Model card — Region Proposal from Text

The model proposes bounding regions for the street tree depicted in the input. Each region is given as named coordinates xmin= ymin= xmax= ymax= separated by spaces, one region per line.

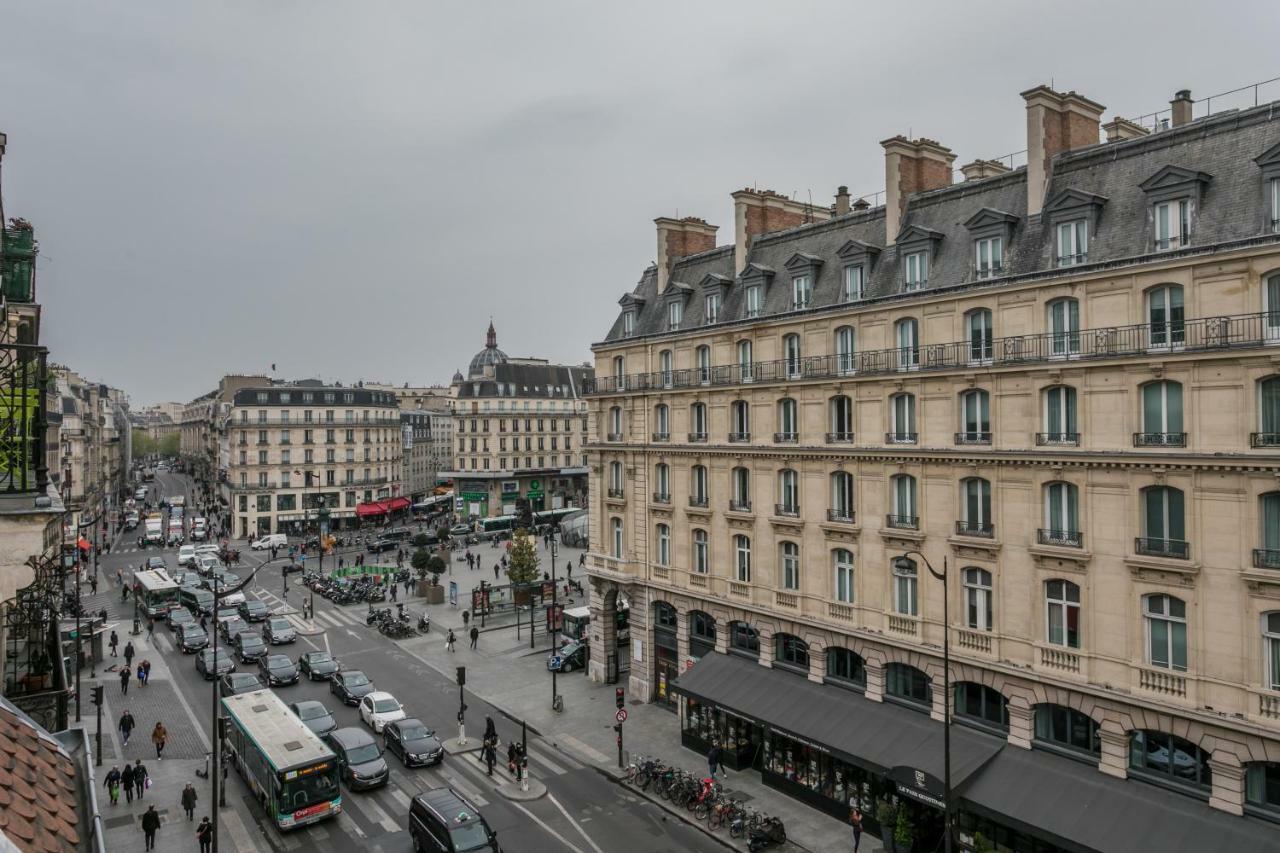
xmin=505 ymin=528 xmax=539 ymax=585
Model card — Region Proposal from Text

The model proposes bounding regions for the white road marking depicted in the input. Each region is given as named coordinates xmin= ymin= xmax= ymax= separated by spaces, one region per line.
xmin=221 ymin=806 xmax=257 ymax=851
xmin=345 ymin=628 xmax=361 ymax=640
xmin=348 ymin=788 xmax=399 ymax=833
xmin=527 ymin=742 xmax=570 ymax=776
xmin=548 ymin=791 xmax=605 ymax=853
xmin=509 ymin=801 xmax=584 ymax=853
xmin=554 ymin=733 xmax=611 ymax=765
xmin=386 ymin=785 xmax=412 ymax=811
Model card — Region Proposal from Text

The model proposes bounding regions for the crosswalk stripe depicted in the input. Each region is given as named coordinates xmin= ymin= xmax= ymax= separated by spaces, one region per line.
xmin=314 ymin=611 xmax=343 ymax=628
xmin=526 ymin=746 xmax=569 ymax=777
xmin=346 ymin=787 xmax=399 ymax=833
xmin=385 ymin=785 xmax=413 ymax=812
xmin=530 ymin=738 xmax=581 ymax=770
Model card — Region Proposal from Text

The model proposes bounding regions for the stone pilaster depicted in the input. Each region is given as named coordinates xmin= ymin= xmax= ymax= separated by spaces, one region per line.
xmin=1097 ymin=726 xmax=1129 ymax=780
xmin=1006 ymin=702 xmax=1033 ymax=749
xmin=1208 ymin=753 xmax=1246 ymax=816
xmin=864 ymin=661 xmax=884 ymax=702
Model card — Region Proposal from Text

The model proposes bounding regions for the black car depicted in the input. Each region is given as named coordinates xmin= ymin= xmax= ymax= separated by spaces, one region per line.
xmin=289 ymin=700 xmax=337 ymax=737
xmin=546 ymin=639 xmax=587 ymax=673
xmin=220 ymin=616 xmax=250 ymax=642
xmin=258 ymin=654 xmax=299 ymax=686
xmin=409 ymin=788 xmax=499 ymax=852
xmin=195 ymin=647 xmax=235 ymax=680
xmin=146 ymin=556 xmax=167 ymax=570
xmin=329 ymin=670 xmax=375 ymax=706
xmin=383 ymin=718 xmax=444 ymax=768
xmin=299 ymin=651 xmax=339 ymax=681
xmin=177 ymin=623 xmax=210 ymax=654
xmin=324 ymin=727 xmax=389 ymax=791
xmin=219 ymin=672 xmax=265 ymax=696
xmin=234 ymin=631 xmax=267 ymax=663
xmin=166 ymin=608 xmax=196 ymax=632
xmin=239 ymin=599 xmax=270 ymax=622
xmin=264 ymin=616 xmax=296 ymax=645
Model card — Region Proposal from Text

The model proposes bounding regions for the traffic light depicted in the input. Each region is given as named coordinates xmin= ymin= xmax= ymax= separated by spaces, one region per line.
xmin=456 ymin=666 xmax=467 ymax=687
xmin=615 ymin=687 xmax=625 ymax=710
xmin=90 ymin=685 xmax=104 ymax=706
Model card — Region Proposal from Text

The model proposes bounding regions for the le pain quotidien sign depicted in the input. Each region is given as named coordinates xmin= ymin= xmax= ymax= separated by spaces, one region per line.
xmin=886 ymin=765 xmax=947 ymax=811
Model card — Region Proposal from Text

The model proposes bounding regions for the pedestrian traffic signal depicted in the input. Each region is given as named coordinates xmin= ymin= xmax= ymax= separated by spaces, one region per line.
xmin=456 ymin=666 xmax=466 ymax=687
xmin=615 ymin=687 xmax=625 ymax=710
xmin=91 ymin=685 xmax=104 ymax=706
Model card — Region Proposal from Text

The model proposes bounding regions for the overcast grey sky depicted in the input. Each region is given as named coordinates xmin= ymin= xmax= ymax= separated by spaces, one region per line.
xmin=2 ymin=1 xmax=1276 ymax=406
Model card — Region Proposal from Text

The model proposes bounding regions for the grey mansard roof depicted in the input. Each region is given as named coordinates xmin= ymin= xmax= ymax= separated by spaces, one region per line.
xmin=601 ymin=101 xmax=1280 ymax=345
xmin=453 ymin=360 xmax=594 ymax=400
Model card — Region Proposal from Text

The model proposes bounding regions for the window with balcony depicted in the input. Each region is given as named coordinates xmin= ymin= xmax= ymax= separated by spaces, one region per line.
xmin=1258 ymin=493 xmax=1280 ymax=569
xmin=775 ymin=633 xmax=809 ymax=671
xmin=1042 ymin=481 xmax=1081 ymax=547
xmin=1264 ymin=612 xmax=1280 ymax=691
xmin=690 ymin=402 xmax=708 ymax=441
xmin=1045 ymin=579 xmax=1081 ymax=649
xmin=1255 ymin=376 xmax=1280 ymax=446
xmin=1246 ymin=761 xmax=1280 ymax=815
xmin=904 ymin=251 xmax=928 ymax=290
xmin=690 ymin=465 xmax=708 ymax=507
xmin=745 ymin=284 xmax=761 ymax=318
xmin=791 ymin=275 xmax=811 ymax=310
xmin=731 ymin=466 xmax=751 ymax=512
xmin=959 ymin=477 xmax=992 ymax=537
xmin=655 ymin=524 xmax=670 ymax=566
xmin=610 ymin=517 xmax=623 ymax=559
xmin=653 ymin=463 xmax=670 ymax=503
xmin=692 ymin=529 xmax=708 ymax=574
xmin=967 ymin=309 xmax=994 ymax=364
xmin=776 ymin=469 xmax=799 ymax=517
xmin=963 ymin=568 xmax=994 ymax=631
xmin=1144 ymin=593 xmax=1188 ymax=671
xmin=1147 ymin=284 xmax=1185 ymax=350
xmin=780 ymin=542 xmax=800 ymax=591
xmin=895 ymin=318 xmax=919 ymax=371
xmin=828 ymin=395 xmax=854 ymax=442
xmin=608 ymin=461 xmax=624 ymax=497
xmin=892 ymin=554 xmax=918 ymax=616
xmin=667 ymin=300 xmax=682 ymax=331
xmin=1154 ymin=199 xmax=1190 ymax=251
xmin=958 ymin=389 xmax=991 ymax=444
xmin=783 ymin=333 xmax=802 ymax=379
xmin=955 ymin=683 xmax=1007 ymax=731
xmin=1047 ymin=297 xmax=1081 ymax=357
xmin=653 ymin=404 xmax=669 ymax=441
xmin=834 ymin=326 xmax=856 ymax=375
xmin=885 ymin=663 xmax=930 ymax=707
xmin=1056 ymin=219 xmax=1088 ymax=267
xmin=1137 ymin=380 xmax=1184 ymax=446
xmin=734 ymin=535 xmax=751 ymax=582
xmin=889 ymin=474 xmax=918 ymax=531
xmin=730 ymin=400 xmax=750 ymax=442
xmin=1129 ymin=730 xmax=1209 ymax=790
xmin=1140 ymin=486 xmax=1187 ymax=559
xmin=1041 ymin=385 xmax=1079 ymax=445
xmin=889 ymin=393 xmax=916 ymax=444
xmin=974 ymin=236 xmax=1003 ymax=279
xmin=829 ymin=471 xmax=855 ymax=523
xmin=775 ymin=398 xmax=798 ymax=442
xmin=842 ymin=264 xmax=864 ymax=302
xmin=696 ymin=345 xmax=711 ymax=384
xmin=704 ymin=293 xmax=720 ymax=324
xmin=608 ymin=406 xmax=623 ymax=441
xmin=1033 ymin=704 xmax=1099 ymax=756
xmin=658 ymin=350 xmax=673 ymax=388
xmin=737 ymin=340 xmax=754 ymax=382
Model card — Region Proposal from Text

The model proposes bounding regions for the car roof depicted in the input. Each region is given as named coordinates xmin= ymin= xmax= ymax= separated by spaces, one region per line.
xmin=338 ymin=669 xmax=365 ymax=678
xmin=328 ymin=726 xmax=375 ymax=748
xmin=413 ymin=788 xmax=481 ymax=822
xmin=365 ymin=691 xmax=396 ymax=702
xmin=292 ymin=700 xmax=325 ymax=712
xmin=265 ymin=654 xmax=291 ymax=663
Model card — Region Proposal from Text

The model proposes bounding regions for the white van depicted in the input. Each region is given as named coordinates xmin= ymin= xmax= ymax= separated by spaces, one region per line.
xmin=251 ymin=533 xmax=287 ymax=551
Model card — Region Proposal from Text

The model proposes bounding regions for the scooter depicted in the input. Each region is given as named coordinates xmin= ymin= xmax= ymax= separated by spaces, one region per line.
xmin=747 ymin=816 xmax=786 ymax=852
xmin=417 ymin=612 xmax=430 ymax=633
xmin=366 ymin=606 xmax=392 ymax=626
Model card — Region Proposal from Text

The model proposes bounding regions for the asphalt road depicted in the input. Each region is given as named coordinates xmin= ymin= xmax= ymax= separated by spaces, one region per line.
xmin=98 ymin=471 xmax=721 ymax=853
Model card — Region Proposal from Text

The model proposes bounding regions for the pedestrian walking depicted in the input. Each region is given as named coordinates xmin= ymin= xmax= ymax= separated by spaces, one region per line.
xmin=104 ymin=766 xmax=121 ymax=805
xmin=90 ymin=573 xmax=98 ymax=595
xmin=146 ymin=617 xmax=155 ymax=640
xmin=445 ymin=629 xmax=456 ymax=652
xmin=566 ymin=561 xmax=572 ymax=581
xmin=197 ymin=817 xmax=213 ymax=853
xmin=121 ymin=763 xmax=136 ymax=803
xmin=391 ymin=583 xmax=398 ymax=602
xmin=138 ymin=660 xmax=151 ymax=687
xmin=850 ymin=806 xmax=864 ymax=852
xmin=116 ymin=568 xmax=124 ymax=587
xmin=707 ymin=742 xmax=724 ymax=779
xmin=462 ymin=609 xmax=470 ymax=628
xmin=469 ymin=626 xmax=479 ymax=649
xmin=119 ymin=665 xmax=132 ymax=695
xmin=506 ymin=741 xmax=517 ymax=776
xmin=141 ymin=804 xmax=160 ymax=851
xmin=123 ymin=641 xmax=135 ymax=667
xmin=109 ymin=630 xmax=119 ymax=657
xmin=578 ymin=553 xmax=585 ymax=568
xmin=482 ymin=740 xmax=496 ymax=776
xmin=133 ymin=760 xmax=149 ymax=799
xmin=152 ymin=722 xmax=168 ymax=759
xmin=493 ymin=563 xmax=499 ymax=580
xmin=338 ymin=556 xmax=344 ymax=570
xmin=181 ymin=783 xmax=198 ymax=820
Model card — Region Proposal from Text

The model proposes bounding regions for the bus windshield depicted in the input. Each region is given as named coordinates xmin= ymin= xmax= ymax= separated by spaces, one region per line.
xmin=279 ymin=764 xmax=338 ymax=811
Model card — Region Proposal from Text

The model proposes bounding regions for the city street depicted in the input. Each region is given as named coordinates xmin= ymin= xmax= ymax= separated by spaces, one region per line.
xmin=82 ymin=471 xmax=727 ymax=853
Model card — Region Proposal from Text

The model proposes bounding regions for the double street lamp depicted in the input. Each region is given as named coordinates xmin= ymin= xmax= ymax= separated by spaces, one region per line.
xmin=295 ymin=470 xmax=329 ymax=618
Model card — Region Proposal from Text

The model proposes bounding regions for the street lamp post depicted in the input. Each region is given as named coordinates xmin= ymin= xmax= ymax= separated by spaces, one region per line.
xmin=893 ymin=551 xmax=951 ymax=853
xmin=550 ymin=535 xmax=559 ymax=711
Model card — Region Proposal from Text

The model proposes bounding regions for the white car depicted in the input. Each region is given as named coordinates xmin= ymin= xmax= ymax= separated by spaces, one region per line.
xmin=197 ymin=555 xmax=224 ymax=576
xmin=358 ymin=692 xmax=406 ymax=733
xmin=178 ymin=545 xmax=197 ymax=567
xmin=195 ymin=544 xmax=220 ymax=556
xmin=251 ymin=533 xmax=287 ymax=550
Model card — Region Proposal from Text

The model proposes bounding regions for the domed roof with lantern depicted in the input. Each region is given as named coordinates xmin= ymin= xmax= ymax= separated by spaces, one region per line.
xmin=467 ymin=321 xmax=509 ymax=379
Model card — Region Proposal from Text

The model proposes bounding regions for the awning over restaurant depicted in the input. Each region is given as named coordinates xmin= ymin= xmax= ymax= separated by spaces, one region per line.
xmin=384 ymin=496 xmax=411 ymax=512
xmin=962 ymin=742 xmax=1280 ymax=853
xmin=76 ymin=537 xmax=91 ymax=552
xmin=355 ymin=501 xmax=388 ymax=517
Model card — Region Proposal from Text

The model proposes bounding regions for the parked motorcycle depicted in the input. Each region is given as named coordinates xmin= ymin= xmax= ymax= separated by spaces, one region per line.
xmin=747 ymin=817 xmax=786 ymax=852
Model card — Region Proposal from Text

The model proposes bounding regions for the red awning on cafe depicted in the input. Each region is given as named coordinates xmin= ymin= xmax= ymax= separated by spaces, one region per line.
xmin=384 ymin=496 xmax=411 ymax=512
xmin=77 ymin=537 xmax=91 ymax=552
xmin=355 ymin=501 xmax=389 ymax=518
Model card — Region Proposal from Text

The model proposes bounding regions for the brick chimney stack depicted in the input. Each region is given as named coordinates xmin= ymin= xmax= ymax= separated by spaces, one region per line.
xmin=655 ymin=216 xmax=718 ymax=293
xmin=959 ymin=159 xmax=1011 ymax=182
xmin=1171 ymin=90 xmax=1193 ymax=127
xmin=732 ymin=188 xmax=831 ymax=275
xmin=1022 ymin=85 xmax=1105 ymax=217
xmin=835 ymin=186 xmax=851 ymax=215
xmin=881 ymin=136 xmax=955 ymax=245
xmin=1103 ymin=116 xmax=1150 ymax=142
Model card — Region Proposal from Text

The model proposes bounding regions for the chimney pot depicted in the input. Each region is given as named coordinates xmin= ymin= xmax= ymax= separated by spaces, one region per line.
xmin=852 ymin=198 xmax=871 ymax=211
xmin=881 ymin=137 xmax=956 ymax=245
xmin=835 ymin=186 xmax=851 ymax=215
xmin=1102 ymin=116 xmax=1150 ymax=142
xmin=959 ymin=159 xmax=1011 ymax=182
xmin=1171 ymin=89 xmax=1193 ymax=127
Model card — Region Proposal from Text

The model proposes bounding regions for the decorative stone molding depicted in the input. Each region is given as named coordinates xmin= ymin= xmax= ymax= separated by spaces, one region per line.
xmin=1208 ymin=753 xmax=1245 ymax=816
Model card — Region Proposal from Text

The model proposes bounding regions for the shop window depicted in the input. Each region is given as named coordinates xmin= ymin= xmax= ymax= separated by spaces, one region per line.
xmin=1033 ymin=704 xmax=1099 ymax=757
xmin=1245 ymin=762 xmax=1280 ymax=815
xmin=763 ymin=729 xmax=888 ymax=822
xmin=954 ymin=682 xmax=1008 ymax=732
xmin=774 ymin=634 xmax=809 ymax=672
xmin=729 ymin=621 xmax=759 ymax=658
xmin=825 ymin=647 xmax=866 ymax=690
xmin=885 ymin=662 xmax=931 ymax=708
xmin=1129 ymin=730 xmax=1211 ymax=790
xmin=683 ymin=699 xmax=760 ymax=772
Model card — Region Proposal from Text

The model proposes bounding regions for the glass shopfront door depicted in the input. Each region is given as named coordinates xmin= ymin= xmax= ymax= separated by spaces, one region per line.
xmin=681 ymin=698 xmax=762 ymax=770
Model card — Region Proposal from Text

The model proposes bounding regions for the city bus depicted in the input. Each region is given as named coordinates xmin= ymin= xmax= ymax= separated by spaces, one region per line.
xmin=132 ymin=569 xmax=180 ymax=618
xmin=562 ymin=602 xmax=630 ymax=645
xmin=532 ymin=507 xmax=578 ymax=528
xmin=222 ymin=689 xmax=341 ymax=830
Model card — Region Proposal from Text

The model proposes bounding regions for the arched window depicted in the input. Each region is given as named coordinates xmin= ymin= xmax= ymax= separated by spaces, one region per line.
xmin=832 ymin=548 xmax=855 ymax=603
xmin=829 ymin=395 xmax=854 ymax=441
xmin=783 ymin=333 xmax=802 ymax=378
xmin=659 ymin=349 xmax=674 ymax=387
xmin=653 ymin=463 xmax=669 ymax=501
xmin=963 ymin=567 xmax=993 ymax=631
xmin=895 ymin=318 xmax=919 ymax=371
xmin=1045 ymin=579 xmax=1081 ymax=649
xmin=1129 ymin=730 xmax=1210 ymax=789
xmin=696 ymin=345 xmax=712 ymax=385
xmin=955 ymin=682 xmax=1008 ymax=730
xmin=889 ymin=393 xmax=917 ymax=443
xmin=691 ymin=529 xmax=709 ymax=574
xmin=737 ymin=340 xmax=754 ymax=382
xmin=1033 ymin=704 xmax=1099 ymax=755
xmin=835 ymin=326 xmax=856 ymax=375
xmin=729 ymin=621 xmax=759 ymax=657
xmin=654 ymin=523 xmax=670 ymax=566
xmin=1042 ymin=481 xmax=1080 ymax=546
xmin=689 ymin=402 xmax=708 ymax=440
xmin=689 ymin=611 xmax=716 ymax=659
xmin=653 ymin=404 xmax=669 ymax=440
xmin=610 ymin=517 xmax=623 ymax=559
xmin=1263 ymin=612 xmax=1280 ymax=691
xmin=653 ymin=601 xmax=678 ymax=630
xmin=774 ymin=634 xmax=809 ymax=670
xmin=892 ymin=554 xmax=918 ymax=615
xmin=779 ymin=541 xmax=800 ymax=590
xmin=607 ymin=406 xmax=623 ymax=440
xmin=959 ymin=477 xmax=992 ymax=537
xmin=1147 ymin=284 xmax=1185 ymax=350
xmin=777 ymin=469 xmax=799 ymax=516
xmin=1246 ymin=761 xmax=1280 ymax=812
xmin=776 ymin=398 xmax=798 ymax=442
xmin=1144 ymin=593 xmax=1188 ymax=671
xmin=830 ymin=472 xmax=855 ymax=523
xmin=608 ymin=461 xmax=624 ymax=495
xmin=885 ymin=663 xmax=931 ymax=707
xmin=734 ymin=534 xmax=751 ymax=582
xmin=1138 ymin=380 xmax=1185 ymax=446
xmin=1256 ymin=376 xmax=1280 ymax=446
xmin=826 ymin=647 xmax=866 ymax=688
xmin=730 ymin=400 xmax=750 ymax=441
xmin=1139 ymin=486 xmax=1188 ymax=559
xmin=689 ymin=465 xmax=708 ymax=506
xmin=966 ymin=309 xmax=994 ymax=364
xmin=889 ymin=474 xmax=918 ymax=531
xmin=1048 ymin=297 xmax=1081 ymax=357
xmin=1041 ymin=385 xmax=1078 ymax=445
xmin=730 ymin=466 xmax=751 ymax=510
xmin=958 ymin=389 xmax=990 ymax=443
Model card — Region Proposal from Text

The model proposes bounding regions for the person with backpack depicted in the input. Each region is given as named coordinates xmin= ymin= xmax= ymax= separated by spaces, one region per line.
xmin=119 ymin=665 xmax=132 ymax=695
xmin=119 ymin=709 xmax=136 ymax=746
xmin=121 ymin=762 xmax=137 ymax=804
xmin=104 ymin=766 xmax=121 ymax=805
xmin=132 ymin=760 xmax=149 ymax=799
xmin=196 ymin=817 xmax=213 ymax=853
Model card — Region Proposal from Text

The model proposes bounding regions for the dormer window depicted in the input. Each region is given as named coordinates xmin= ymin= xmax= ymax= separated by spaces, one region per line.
xmin=904 ymin=252 xmax=928 ymax=290
xmin=791 ymin=275 xmax=811 ymax=310
xmin=1271 ymin=177 xmax=1280 ymax=233
xmin=667 ymin=300 xmax=682 ymax=331
xmin=1056 ymin=220 xmax=1088 ymax=267
xmin=622 ymin=311 xmax=635 ymax=336
xmin=1254 ymin=143 xmax=1280 ymax=233
xmin=842 ymin=265 xmax=865 ymax=301
xmin=963 ymin=208 xmax=1016 ymax=283
xmin=704 ymin=293 xmax=720 ymax=324
xmin=1154 ymin=199 xmax=1189 ymax=251
xmin=836 ymin=239 xmax=880 ymax=300
xmin=974 ymin=236 xmax=1003 ymax=279
xmin=745 ymin=285 xmax=761 ymax=318
xmin=1140 ymin=165 xmax=1211 ymax=253
xmin=783 ymin=253 xmax=821 ymax=312
xmin=699 ymin=273 xmax=730 ymax=326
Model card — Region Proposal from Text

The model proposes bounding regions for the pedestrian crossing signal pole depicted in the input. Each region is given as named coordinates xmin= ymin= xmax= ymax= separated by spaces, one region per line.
xmin=615 ymin=687 xmax=625 ymax=769
xmin=456 ymin=666 xmax=467 ymax=745
xmin=91 ymin=686 xmax=104 ymax=767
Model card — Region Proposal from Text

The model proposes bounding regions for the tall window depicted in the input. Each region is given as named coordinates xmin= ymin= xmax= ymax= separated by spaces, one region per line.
xmin=955 ymin=683 xmax=1008 ymax=730
xmin=734 ymin=535 xmax=751 ymax=582
xmin=775 ymin=634 xmax=809 ymax=670
xmin=737 ymin=340 xmax=754 ymax=382
xmin=835 ymin=326 xmax=856 ymax=374
xmin=960 ymin=477 xmax=992 ymax=536
xmin=1154 ymin=199 xmax=1190 ymax=250
xmin=696 ymin=345 xmax=711 ymax=384
xmin=791 ymin=275 xmax=811 ymax=310
xmin=1147 ymin=284 xmax=1185 ymax=349
xmin=895 ymin=318 xmax=919 ymax=371
xmin=1130 ymin=730 xmax=1210 ymax=789
xmin=893 ymin=557 xmax=918 ymax=616
xmin=772 ymin=399 xmax=797 ymax=443
xmin=830 ymin=471 xmax=855 ymax=521
xmin=659 ymin=350 xmax=673 ymax=387
xmin=963 ymin=568 xmax=993 ymax=631
xmin=1045 ymin=579 xmax=1080 ymax=648
xmin=885 ymin=663 xmax=930 ymax=706
xmin=704 ymin=294 xmax=720 ymax=324
xmin=890 ymin=474 xmax=917 ymax=529
xmin=692 ymin=529 xmax=709 ymax=574
xmin=608 ymin=406 xmax=622 ymax=439
xmin=843 ymin=265 xmax=864 ymax=301
xmin=1034 ymin=705 xmax=1099 ymax=755
xmin=1043 ymin=481 xmax=1080 ymax=546
xmin=1267 ymin=273 xmax=1280 ymax=342
xmin=612 ymin=356 xmax=625 ymax=390
xmin=745 ymin=285 xmax=761 ymax=318
xmin=975 ymin=236 xmax=1003 ymax=279
xmin=731 ymin=466 xmax=751 ymax=508
xmin=1141 ymin=486 xmax=1187 ymax=558
xmin=690 ymin=465 xmax=708 ymax=505
xmin=654 ymin=404 xmax=669 ymax=438
xmin=1042 ymin=386 xmax=1078 ymax=443
xmin=667 ymin=301 xmax=682 ymax=331
xmin=783 ymin=334 xmax=802 ymax=378
xmin=889 ymin=393 xmax=916 ymax=443
xmin=833 ymin=549 xmax=855 ymax=603
xmin=1257 ymin=377 xmax=1280 ymax=444
xmin=777 ymin=469 xmax=799 ymax=514
xmin=690 ymin=402 xmax=708 ymax=438
xmin=1056 ymin=220 xmax=1088 ymax=267
xmin=1048 ymin=297 xmax=1081 ymax=357
xmin=904 ymin=251 xmax=928 ymax=290
xmin=1264 ymin=612 xmax=1280 ymax=691
xmin=780 ymin=542 xmax=800 ymax=590
xmin=610 ymin=517 xmax=623 ymax=559
xmin=608 ymin=461 xmax=624 ymax=493
xmin=967 ymin=309 xmax=994 ymax=363
xmin=655 ymin=524 xmax=670 ymax=566
xmin=829 ymin=395 xmax=854 ymax=441
xmin=959 ymin=389 xmax=990 ymax=442
xmin=1139 ymin=381 xmax=1184 ymax=443
xmin=730 ymin=400 xmax=750 ymax=439
xmin=653 ymin=463 xmax=670 ymax=500
xmin=622 ymin=311 xmax=634 ymax=337
xmin=1144 ymin=594 xmax=1188 ymax=671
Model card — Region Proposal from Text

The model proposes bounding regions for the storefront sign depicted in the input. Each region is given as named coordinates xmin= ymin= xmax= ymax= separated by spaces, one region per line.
xmin=767 ymin=726 xmax=831 ymax=755
xmin=887 ymin=765 xmax=946 ymax=810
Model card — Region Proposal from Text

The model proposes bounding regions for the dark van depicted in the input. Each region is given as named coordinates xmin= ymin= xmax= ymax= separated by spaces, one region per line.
xmin=409 ymin=788 xmax=500 ymax=852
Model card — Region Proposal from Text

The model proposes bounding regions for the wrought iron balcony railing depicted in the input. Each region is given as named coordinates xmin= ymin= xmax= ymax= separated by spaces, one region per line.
xmin=729 ymin=500 xmax=752 ymax=513
xmin=688 ymin=496 xmax=709 ymax=508
xmin=1038 ymin=528 xmax=1083 ymax=548
xmin=955 ymin=520 xmax=995 ymax=538
xmin=652 ymin=492 xmax=670 ymax=504
xmin=0 ymin=343 xmax=48 ymax=494
xmin=1251 ymin=432 xmax=1280 ymax=448
xmin=826 ymin=509 xmax=856 ymax=524
xmin=1133 ymin=432 xmax=1187 ymax=447
xmin=728 ymin=432 xmax=751 ymax=443
xmin=687 ymin=432 xmax=708 ymax=443
xmin=774 ymin=503 xmax=800 ymax=518
xmin=886 ymin=514 xmax=920 ymax=530
xmin=886 ymin=432 xmax=918 ymax=444
xmin=1253 ymin=548 xmax=1280 ymax=569
xmin=954 ymin=431 xmax=992 ymax=445
xmin=773 ymin=432 xmax=798 ymax=444
xmin=825 ymin=432 xmax=855 ymax=443
xmin=1036 ymin=432 xmax=1080 ymax=446
xmin=1135 ymin=537 xmax=1190 ymax=559
xmin=651 ymin=432 xmax=669 ymax=442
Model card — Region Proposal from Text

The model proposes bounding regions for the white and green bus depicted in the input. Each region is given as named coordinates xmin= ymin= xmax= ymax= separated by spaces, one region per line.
xmin=222 ymin=689 xmax=341 ymax=830
xmin=131 ymin=569 xmax=179 ymax=618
